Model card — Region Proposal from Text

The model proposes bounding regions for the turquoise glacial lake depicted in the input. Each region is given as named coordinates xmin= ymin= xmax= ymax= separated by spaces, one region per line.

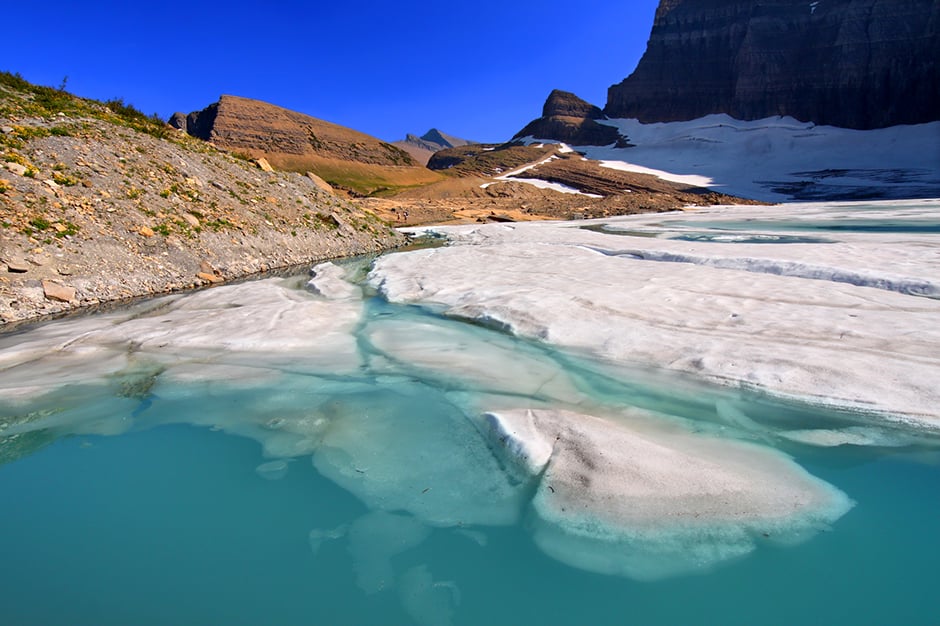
xmin=1 ymin=268 xmax=938 ymax=625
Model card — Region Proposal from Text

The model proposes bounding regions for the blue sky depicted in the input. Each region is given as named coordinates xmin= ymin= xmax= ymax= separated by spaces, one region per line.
xmin=4 ymin=1 xmax=659 ymax=143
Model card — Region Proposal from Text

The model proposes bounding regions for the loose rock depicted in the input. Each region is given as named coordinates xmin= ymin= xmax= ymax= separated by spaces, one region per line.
xmin=42 ymin=280 xmax=77 ymax=303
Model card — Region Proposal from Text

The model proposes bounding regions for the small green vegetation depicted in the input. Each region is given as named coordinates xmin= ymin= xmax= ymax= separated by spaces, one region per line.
xmin=52 ymin=172 xmax=79 ymax=186
xmin=314 ymin=212 xmax=340 ymax=229
xmin=25 ymin=216 xmax=51 ymax=233
xmin=0 ymin=71 xmax=170 ymax=141
xmin=56 ymin=221 xmax=80 ymax=237
xmin=3 ymin=152 xmax=29 ymax=166
xmin=153 ymin=223 xmax=171 ymax=236
xmin=206 ymin=217 xmax=234 ymax=232
xmin=11 ymin=125 xmax=51 ymax=141
xmin=0 ymin=180 xmax=10 ymax=194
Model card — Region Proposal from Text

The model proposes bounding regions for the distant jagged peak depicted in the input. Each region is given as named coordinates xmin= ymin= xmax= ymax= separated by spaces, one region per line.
xmin=392 ymin=128 xmax=476 ymax=166
xmin=419 ymin=128 xmax=473 ymax=149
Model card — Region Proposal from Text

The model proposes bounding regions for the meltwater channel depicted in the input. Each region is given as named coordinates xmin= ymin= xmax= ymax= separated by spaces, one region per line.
xmin=1 ymin=254 xmax=939 ymax=625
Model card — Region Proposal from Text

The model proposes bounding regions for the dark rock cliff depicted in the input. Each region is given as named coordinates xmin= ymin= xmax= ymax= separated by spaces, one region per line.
xmin=606 ymin=0 xmax=940 ymax=129
xmin=513 ymin=90 xmax=626 ymax=146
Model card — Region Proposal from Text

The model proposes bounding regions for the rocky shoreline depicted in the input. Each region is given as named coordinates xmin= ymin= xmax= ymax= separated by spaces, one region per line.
xmin=1 ymin=95 xmax=405 ymax=327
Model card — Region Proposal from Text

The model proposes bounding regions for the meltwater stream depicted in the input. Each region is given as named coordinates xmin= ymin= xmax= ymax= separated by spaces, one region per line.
xmin=1 ymin=253 xmax=939 ymax=624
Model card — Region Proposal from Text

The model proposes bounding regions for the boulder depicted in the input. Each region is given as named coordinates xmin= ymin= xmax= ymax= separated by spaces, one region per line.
xmin=5 ymin=258 xmax=29 ymax=273
xmin=306 ymin=171 xmax=335 ymax=194
xmin=6 ymin=163 xmax=27 ymax=177
xmin=42 ymin=280 xmax=76 ymax=303
xmin=167 ymin=112 xmax=188 ymax=132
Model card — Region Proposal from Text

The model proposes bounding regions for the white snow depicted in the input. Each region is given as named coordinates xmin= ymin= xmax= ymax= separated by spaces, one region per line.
xmin=498 ymin=177 xmax=603 ymax=197
xmin=487 ymin=407 xmax=851 ymax=580
xmin=370 ymin=199 xmax=940 ymax=429
xmin=479 ymin=146 xmax=601 ymax=197
xmin=0 ymin=277 xmax=366 ymax=403
xmin=527 ymin=114 xmax=940 ymax=201
xmin=597 ymin=160 xmax=714 ymax=188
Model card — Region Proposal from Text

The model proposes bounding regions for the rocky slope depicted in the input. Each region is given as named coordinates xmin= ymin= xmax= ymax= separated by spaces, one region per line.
xmin=392 ymin=128 xmax=475 ymax=166
xmin=0 ymin=75 xmax=404 ymax=325
xmin=374 ymin=143 xmax=755 ymax=225
xmin=171 ymin=95 xmax=441 ymax=196
xmin=513 ymin=90 xmax=625 ymax=146
xmin=606 ymin=0 xmax=940 ymax=129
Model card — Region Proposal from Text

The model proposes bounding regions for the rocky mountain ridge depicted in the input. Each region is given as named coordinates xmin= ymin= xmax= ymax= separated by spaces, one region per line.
xmin=392 ymin=128 xmax=475 ymax=166
xmin=606 ymin=0 xmax=940 ymax=129
xmin=170 ymin=96 xmax=440 ymax=196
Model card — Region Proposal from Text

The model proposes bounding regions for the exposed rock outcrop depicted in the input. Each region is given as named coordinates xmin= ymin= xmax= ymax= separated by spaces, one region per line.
xmin=513 ymin=90 xmax=625 ymax=146
xmin=606 ymin=0 xmax=940 ymax=129
xmin=171 ymin=95 xmax=416 ymax=166
xmin=168 ymin=96 xmax=442 ymax=196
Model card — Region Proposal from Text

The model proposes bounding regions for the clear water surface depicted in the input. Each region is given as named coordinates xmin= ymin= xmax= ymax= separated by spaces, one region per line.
xmin=1 ymin=259 xmax=939 ymax=626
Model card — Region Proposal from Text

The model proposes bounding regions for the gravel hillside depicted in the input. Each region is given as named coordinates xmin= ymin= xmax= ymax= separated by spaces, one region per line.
xmin=0 ymin=74 xmax=405 ymax=325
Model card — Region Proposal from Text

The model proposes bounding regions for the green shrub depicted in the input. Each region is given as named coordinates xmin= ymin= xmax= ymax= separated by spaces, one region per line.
xmin=52 ymin=172 xmax=79 ymax=186
xmin=28 ymin=216 xmax=51 ymax=231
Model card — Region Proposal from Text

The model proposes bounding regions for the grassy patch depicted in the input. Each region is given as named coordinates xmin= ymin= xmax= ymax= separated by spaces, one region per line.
xmin=52 ymin=172 xmax=79 ymax=186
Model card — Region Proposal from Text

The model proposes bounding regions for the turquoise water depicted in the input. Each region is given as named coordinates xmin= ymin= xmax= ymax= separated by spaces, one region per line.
xmin=2 ymin=424 xmax=938 ymax=625
xmin=579 ymin=224 xmax=836 ymax=244
xmin=1 ymin=271 xmax=939 ymax=625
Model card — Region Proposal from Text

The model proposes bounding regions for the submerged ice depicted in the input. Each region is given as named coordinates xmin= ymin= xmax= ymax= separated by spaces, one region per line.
xmin=4 ymin=202 xmax=937 ymax=583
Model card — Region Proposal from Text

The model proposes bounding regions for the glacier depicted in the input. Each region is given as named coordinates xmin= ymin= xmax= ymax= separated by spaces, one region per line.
xmin=520 ymin=114 xmax=940 ymax=201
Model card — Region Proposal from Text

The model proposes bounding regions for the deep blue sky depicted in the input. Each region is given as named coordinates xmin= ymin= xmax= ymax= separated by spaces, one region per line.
xmin=4 ymin=1 xmax=659 ymax=143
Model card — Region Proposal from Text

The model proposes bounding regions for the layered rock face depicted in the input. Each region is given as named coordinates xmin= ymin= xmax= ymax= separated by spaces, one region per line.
xmin=514 ymin=90 xmax=625 ymax=146
xmin=606 ymin=0 xmax=940 ymax=129
xmin=170 ymin=95 xmax=417 ymax=167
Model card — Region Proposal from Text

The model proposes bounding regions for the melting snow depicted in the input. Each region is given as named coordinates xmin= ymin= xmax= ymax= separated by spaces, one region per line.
xmin=371 ymin=199 xmax=940 ymax=428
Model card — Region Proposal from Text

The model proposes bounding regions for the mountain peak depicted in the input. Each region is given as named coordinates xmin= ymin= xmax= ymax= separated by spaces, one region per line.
xmin=513 ymin=90 xmax=625 ymax=147
xmin=393 ymin=129 xmax=476 ymax=166
xmin=543 ymin=90 xmax=604 ymax=120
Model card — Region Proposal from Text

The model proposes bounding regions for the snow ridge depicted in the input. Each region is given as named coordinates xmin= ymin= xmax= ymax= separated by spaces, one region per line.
xmin=585 ymin=246 xmax=940 ymax=299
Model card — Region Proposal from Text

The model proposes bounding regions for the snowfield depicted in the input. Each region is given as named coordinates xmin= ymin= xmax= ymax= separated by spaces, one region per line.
xmin=376 ymin=199 xmax=940 ymax=430
xmin=521 ymin=114 xmax=940 ymax=201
